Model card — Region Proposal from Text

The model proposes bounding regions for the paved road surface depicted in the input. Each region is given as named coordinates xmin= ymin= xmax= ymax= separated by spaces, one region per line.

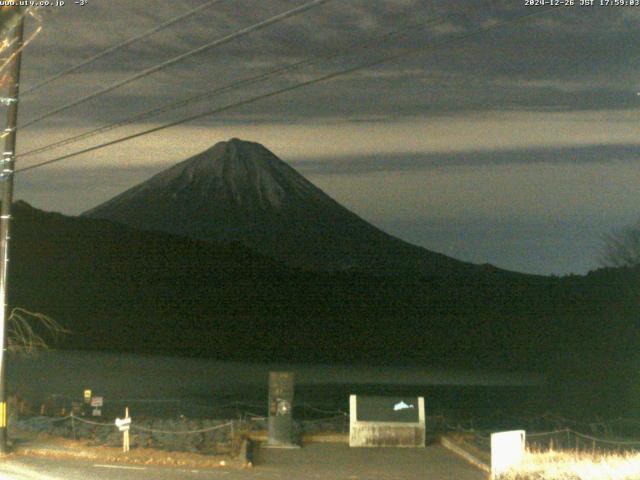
xmin=0 ymin=444 xmax=486 ymax=479
xmin=252 ymin=443 xmax=486 ymax=480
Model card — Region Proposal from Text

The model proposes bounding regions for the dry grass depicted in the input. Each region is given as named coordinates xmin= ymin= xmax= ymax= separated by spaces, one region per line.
xmin=499 ymin=449 xmax=640 ymax=480
xmin=12 ymin=433 xmax=238 ymax=469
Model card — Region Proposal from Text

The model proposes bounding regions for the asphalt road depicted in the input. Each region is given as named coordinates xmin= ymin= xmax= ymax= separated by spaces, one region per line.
xmin=0 ymin=457 xmax=215 ymax=479
xmin=0 ymin=444 xmax=486 ymax=479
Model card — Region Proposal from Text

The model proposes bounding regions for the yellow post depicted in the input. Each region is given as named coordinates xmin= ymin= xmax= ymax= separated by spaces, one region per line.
xmin=123 ymin=407 xmax=130 ymax=453
xmin=0 ymin=401 xmax=6 ymax=429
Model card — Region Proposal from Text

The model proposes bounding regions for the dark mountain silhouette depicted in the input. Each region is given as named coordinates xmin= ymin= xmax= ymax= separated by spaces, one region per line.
xmin=83 ymin=138 xmax=484 ymax=275
xmin=7 ymin=201 xmax=640 ymax=415
xmin=9 ymin=200 xmax=547 ymax=366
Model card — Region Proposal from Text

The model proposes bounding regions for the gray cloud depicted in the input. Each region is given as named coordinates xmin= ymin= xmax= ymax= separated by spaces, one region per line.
xmin=291 ymin=144 xmax=640 ymax=176
xmin=18 ymin=0 xmax=640 ymax=128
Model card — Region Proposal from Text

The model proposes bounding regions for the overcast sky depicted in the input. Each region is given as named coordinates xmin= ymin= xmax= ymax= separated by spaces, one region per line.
xmin=9 ymin=0 xmax=640 ymax=275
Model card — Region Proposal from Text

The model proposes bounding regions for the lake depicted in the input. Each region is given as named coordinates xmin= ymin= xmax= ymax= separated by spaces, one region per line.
xmin=6 ymin=350 xmax=545 ymax=419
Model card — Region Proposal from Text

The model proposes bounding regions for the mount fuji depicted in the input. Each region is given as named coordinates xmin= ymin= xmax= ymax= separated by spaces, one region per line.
xmin=83 ymin=138 xmax=485 ymax=275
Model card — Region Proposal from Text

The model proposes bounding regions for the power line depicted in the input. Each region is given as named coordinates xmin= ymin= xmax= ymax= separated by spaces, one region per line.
xmin=21 ymin=0 xmax=226 ymax=97
xmin=17 ymin=14 xmax=451 ymax=160
xmin=18 ymin=0 xmax=333 ymax=130
xmin=16 ymin=5 xmax=555 ymax=174
xmin=17 ymin=0 xmax=505 ymax=158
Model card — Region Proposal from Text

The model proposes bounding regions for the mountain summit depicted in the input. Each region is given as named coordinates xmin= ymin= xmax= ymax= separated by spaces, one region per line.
xmin=83 ymin=138 xmax=478 ymax=275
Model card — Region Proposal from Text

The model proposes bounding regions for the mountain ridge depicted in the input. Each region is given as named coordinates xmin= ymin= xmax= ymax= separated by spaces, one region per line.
xmin=83 ymin=138 xmax=495 ymax=276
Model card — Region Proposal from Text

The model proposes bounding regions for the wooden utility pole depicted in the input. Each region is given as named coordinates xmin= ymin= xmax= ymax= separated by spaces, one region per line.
xmin=0 ymin=7 xmax=24 ymax=453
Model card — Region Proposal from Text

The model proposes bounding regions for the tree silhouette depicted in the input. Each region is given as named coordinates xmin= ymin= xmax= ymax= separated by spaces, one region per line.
xmin=600 ymin=221 xmax=640 ymax=268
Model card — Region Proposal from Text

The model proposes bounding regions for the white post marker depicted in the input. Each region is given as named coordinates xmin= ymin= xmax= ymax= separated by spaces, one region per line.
xmin=491 ymin=430 xmax=526 ymax=478
xmin=115 ymin=407 xmax=131 ymax=453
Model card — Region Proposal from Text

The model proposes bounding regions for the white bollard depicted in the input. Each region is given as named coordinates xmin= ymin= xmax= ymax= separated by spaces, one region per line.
xmin=491 ymin=430 xmax=525 ymax=478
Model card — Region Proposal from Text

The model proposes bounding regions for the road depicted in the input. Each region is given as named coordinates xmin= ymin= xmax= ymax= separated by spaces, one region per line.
xmin=0 ymin=457 xmax=214 ymax=479
xmin=0 ymin=444 xmax=486 ymax=479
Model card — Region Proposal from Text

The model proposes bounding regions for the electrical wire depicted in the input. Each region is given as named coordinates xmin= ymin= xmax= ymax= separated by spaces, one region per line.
xmin=18 ymin=0 xmax=333 ymax=130
xmin=16 ymin=5 xmax=555 ymax=174
xmin=17 ymin=13 xmax=451 ymax=159
xmin=21 ymin=0 xmax=226 ymax=96
xmin=131 ymin=421 xmax=233 ymax=435
xmin=16 ymin=0 xmax=505 ymax=156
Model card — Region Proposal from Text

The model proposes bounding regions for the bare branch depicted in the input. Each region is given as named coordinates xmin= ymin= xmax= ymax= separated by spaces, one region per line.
xmin=6 ymin=307 xmax=69 ymax=355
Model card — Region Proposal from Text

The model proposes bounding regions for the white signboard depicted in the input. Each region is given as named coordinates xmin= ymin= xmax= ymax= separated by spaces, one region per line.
xmin=90 ymin=396 xmax=103 ymax=407
xmin=349 ymin=395 xmax=426 ymax=448
xmin=491 ymin=430 xmax=526 ymax=477
xmin=115 ymin=417 xmax=131 ymax=432
xmin=92 ymin=408 xmax=101 ymax=417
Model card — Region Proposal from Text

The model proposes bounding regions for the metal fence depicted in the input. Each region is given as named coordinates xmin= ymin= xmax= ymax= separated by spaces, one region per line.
xmin=17 ymin=394 xmax=640 ymax=455
xmin=452 ymin=412 xmax=640 ymax=455
xmin=16 ymin=414 xmax=239 ymax=454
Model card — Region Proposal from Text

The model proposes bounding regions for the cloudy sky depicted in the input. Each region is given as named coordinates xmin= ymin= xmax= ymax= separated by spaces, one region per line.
xmin=9 ymin=0 xmax=640 ymax=275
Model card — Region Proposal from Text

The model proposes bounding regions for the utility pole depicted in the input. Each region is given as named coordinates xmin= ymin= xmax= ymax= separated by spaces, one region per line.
xmin=0 ymin=8 xmax=25 ymax=454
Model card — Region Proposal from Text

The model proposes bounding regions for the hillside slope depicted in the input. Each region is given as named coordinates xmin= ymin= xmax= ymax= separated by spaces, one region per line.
xmin=83 ymin=138 xmax=484 ymax=276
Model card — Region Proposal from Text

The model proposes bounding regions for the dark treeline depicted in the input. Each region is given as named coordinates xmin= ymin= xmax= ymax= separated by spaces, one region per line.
xmin=8 ymin=202 xmax=640 ymax=417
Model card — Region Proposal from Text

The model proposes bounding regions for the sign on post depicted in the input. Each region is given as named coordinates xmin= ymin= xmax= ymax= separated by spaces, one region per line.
xmin=491 ymin=430 xmax=526 ymax=478
xmin=115 ymin=416 xmax=131 ymax=432
xmin=83 ymin=389 xmax=92 ymax=404
xmin=115 ymin=408 xmax=131 ymax=453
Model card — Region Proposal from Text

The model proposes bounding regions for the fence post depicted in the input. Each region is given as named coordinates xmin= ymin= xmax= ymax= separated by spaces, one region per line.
xmin=123 ymin=407 xmax=130 ymax=453
xmin=71 ymin=413 xmax=76 ymax=440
